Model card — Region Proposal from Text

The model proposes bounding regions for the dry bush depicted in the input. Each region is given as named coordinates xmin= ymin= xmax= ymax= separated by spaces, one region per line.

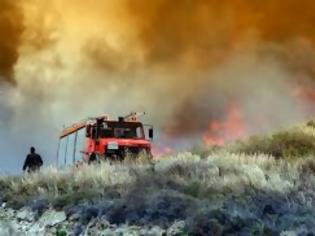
xmin=229 ymin=122 xmax=315 ymax=160
xmin=190 ymin=143 xmax=223 ymax=158
xmin=123 ymin=151 xmax=153 ymax=165
xmin=0 ymin=152 xmax=294 ymax=209
xmin=0 ymin=142 xmax=314 ymax=233
xmin=306 ymin=120 xmax=315 ymax=129
xmin=0 ymin=163 xmax=138 ymax=209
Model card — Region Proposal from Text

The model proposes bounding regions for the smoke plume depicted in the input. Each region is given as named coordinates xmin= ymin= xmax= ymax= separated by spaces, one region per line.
xmin=1 ymin=0 xmax=315 ymax=172
xmin=0 ymin=0 xmax=24 ymax=84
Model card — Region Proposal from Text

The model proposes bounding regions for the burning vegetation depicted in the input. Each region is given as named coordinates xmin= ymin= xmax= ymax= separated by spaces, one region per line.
xmin=203 ymin=103 xmax=246 ymax=146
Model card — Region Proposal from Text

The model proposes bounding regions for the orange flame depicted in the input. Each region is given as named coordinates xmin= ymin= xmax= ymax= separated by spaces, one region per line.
xmin=203 ymin=103 xmax=246 ymax=146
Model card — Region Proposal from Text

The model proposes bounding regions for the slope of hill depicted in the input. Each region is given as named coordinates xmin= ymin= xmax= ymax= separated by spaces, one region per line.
xmin=1 ymin=122 xmax=315 ymax=235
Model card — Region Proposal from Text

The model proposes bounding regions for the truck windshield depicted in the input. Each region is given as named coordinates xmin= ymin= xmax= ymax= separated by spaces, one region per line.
xmin=100 ymin=122 xmax=144 ymax=139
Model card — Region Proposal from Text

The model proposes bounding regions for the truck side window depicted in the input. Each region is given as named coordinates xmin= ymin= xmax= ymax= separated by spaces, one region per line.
xmin=136 ymin=127 xmax=143 ymax=138
xmin=102 ymin=128 xmax=113 ymax=138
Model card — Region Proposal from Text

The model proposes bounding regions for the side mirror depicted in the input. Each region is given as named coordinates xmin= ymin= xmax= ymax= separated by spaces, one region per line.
xmin=149 ymin=128 xmax=154 ymax=139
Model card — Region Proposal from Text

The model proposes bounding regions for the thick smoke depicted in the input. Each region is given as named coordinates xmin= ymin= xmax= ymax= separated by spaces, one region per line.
xmin=1 ymin=0 xmax=315 ymax=172
xmin=78 ymin=0 xmax=315 ymax=136
xmin=0 ymin=0 xmax=24 ymax=84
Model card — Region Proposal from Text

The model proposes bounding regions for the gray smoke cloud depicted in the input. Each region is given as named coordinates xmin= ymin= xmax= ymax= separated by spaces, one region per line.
xmin=1 ymin=0 xmax=315 ymax=173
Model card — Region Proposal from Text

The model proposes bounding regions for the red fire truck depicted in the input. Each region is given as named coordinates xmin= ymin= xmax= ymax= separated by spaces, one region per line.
xmin=57 ymin=112 xmax=153 ymax=166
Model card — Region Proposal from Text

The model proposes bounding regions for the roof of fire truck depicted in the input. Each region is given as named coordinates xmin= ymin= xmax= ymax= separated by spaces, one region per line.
xmin=59 ymin=112 xmax=145 ymax=139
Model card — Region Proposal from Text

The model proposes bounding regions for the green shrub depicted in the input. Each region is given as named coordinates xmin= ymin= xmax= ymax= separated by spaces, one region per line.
xmin=190 ymin=144 xmax=222 ymax=158
xmin=230 ymin=123 xmax=315 ymax=159
xmin=56 ymin=229 xmax=67 ymax=236
xmin=183 ymin=181 xmax=201 ymax=198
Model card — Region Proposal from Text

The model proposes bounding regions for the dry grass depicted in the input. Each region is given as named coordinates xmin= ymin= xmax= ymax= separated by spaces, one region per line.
xmin=1 ymin=122 xmax=315 ymax=234
xmin=228 ymin=121 xmax=315 ymax=159
xmin=0 ymin=151 xmax=306 ymax=209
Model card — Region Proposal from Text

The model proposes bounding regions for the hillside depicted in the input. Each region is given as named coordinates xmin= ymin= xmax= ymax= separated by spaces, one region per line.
xmin=1 ymin=122 xmax=315 ymax=235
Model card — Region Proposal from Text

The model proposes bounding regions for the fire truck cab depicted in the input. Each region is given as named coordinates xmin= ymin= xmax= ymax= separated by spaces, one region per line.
xmin=58 ymin=112 xmax=153 ymax=166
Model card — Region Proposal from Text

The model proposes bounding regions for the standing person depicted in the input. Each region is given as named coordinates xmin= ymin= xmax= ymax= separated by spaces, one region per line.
xmin=23 ymin=147 xmax=43 ymax=173
xmin=88 ymin=152 xmax=97 ymax=165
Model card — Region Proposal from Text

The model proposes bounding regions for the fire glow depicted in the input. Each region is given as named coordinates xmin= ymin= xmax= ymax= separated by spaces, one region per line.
xmin=203 ymin=104 xmax=246 ymax=146
xmin=2 ymin=0 xmax=315 ymax=170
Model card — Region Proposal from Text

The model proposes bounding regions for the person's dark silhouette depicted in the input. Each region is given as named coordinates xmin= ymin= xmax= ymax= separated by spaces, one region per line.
xmin=88 ymin=152 xmax=97 ymax=164
xmin=23 ymin=147 xmax=43 ymax=173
